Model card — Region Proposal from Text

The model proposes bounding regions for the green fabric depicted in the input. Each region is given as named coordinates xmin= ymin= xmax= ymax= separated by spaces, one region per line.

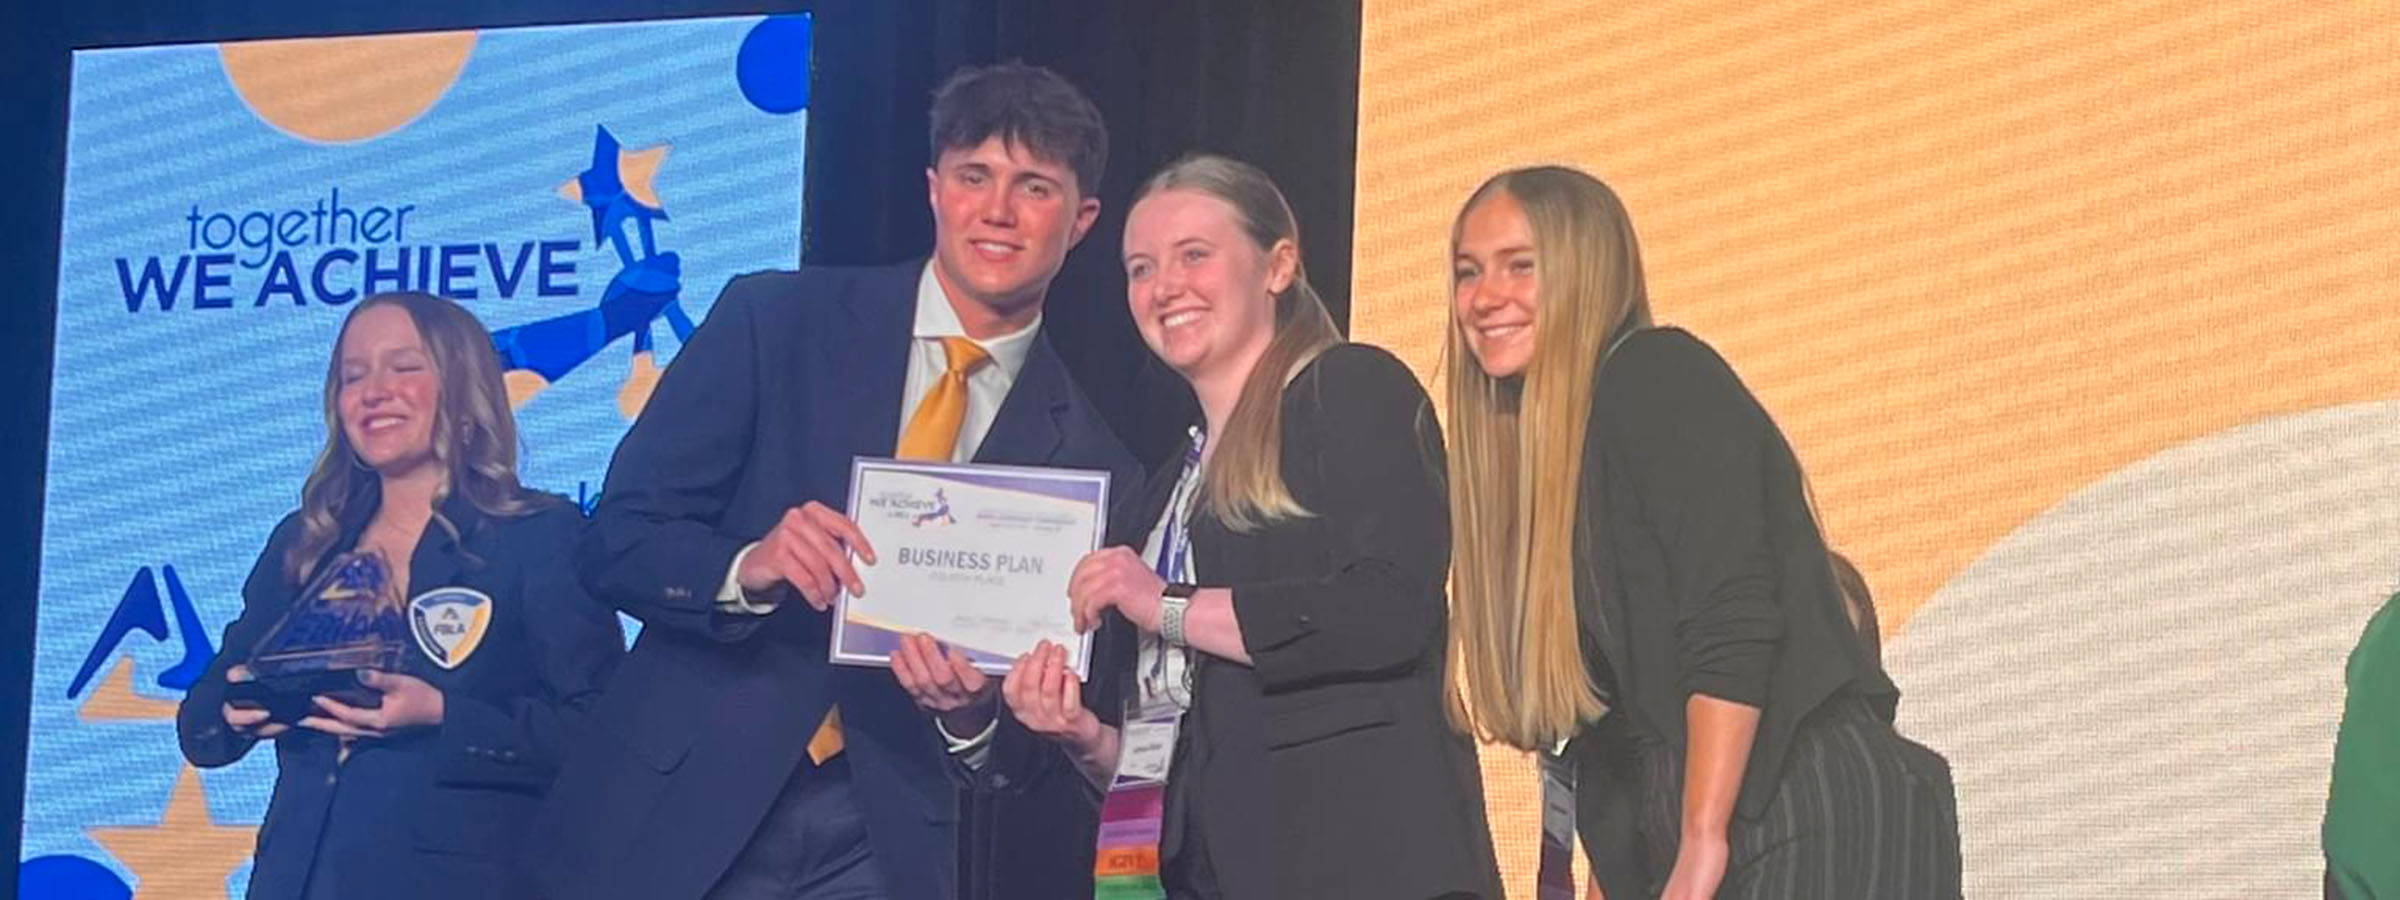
xmin=1093 ymin=874 xmax=1164 ymax=900
xmin=2326 ymin=591 xmax=2399 ymax=900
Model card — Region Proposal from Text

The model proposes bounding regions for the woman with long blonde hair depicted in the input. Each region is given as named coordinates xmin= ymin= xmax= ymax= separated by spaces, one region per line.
xmin=980 ymin=154 xmax=1501 ymax=898
xmin=1444 ymin=167 xmax=1958 ymax=899
xmin=176 ymin=292 xmax=621 ymax=900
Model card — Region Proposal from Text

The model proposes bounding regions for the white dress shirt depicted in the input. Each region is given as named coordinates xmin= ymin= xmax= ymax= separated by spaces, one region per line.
xmin=894 ymin=262 xmax=1042 ymax=463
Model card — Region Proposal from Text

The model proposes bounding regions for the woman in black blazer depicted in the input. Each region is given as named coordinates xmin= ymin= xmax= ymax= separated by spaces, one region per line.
xmin=1442 ymin=167 xmax=1959 ymax=899
xmin=983 ymin=154 xmax=1501 ymax=899
xmin=175 ymin=292 xmax=622 ymax=900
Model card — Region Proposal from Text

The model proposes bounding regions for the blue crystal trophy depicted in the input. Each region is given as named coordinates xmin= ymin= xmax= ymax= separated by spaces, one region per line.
xmin=225 ymin=551 xmax=411 ymax=721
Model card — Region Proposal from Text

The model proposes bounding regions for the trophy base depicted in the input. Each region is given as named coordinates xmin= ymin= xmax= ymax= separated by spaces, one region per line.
xmin=226 ymin=669 xmax=384 ymax=723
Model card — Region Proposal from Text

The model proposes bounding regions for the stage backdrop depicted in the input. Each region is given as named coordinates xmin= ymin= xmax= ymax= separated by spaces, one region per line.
xmin=21 ymin=15 xmax=808 ymax=898
xmin=1351 ymin=0 xmax=2398 ymax=896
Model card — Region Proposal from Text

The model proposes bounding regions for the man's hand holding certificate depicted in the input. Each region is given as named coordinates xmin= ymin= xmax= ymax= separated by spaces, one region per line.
xmin=831 ymin=458 xmax=1108 ymax=679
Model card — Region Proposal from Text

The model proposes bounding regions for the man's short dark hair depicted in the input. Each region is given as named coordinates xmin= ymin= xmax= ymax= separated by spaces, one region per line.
xmin=929 ymin=62 xmax=1108 ymax=197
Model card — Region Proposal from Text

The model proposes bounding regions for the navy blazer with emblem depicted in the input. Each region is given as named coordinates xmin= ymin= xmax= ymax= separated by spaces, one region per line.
xmin=523 ymin=261 xmax=1141 ymax=900
xmin=176 ymin=492 xmax=623 ymax=900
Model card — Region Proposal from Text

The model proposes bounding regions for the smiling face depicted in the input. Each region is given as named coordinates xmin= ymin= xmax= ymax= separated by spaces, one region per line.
xmin=336 ymin=303 xmax=441 ymax=478
xmin=925 ymin=136 xmax=1101 ymax=332
xmin=1452 ymin=189 xmax=1543 ymax=380
xmin=1122 ymin=188 xmax=1296 ymax=384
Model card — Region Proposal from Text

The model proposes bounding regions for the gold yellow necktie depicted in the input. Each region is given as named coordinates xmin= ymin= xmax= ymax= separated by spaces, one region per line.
xmin=806 ymin=336 xmax=990 ymax=765
xmin=894 ymin=337 xmax=991 ymax=462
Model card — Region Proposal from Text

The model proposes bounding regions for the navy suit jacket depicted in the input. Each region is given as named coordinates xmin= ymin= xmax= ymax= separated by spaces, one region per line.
xmin=176 ymin=493 xmax=622 ymax=900
xmin=525 ymin=262 xmax=1140 ymax=900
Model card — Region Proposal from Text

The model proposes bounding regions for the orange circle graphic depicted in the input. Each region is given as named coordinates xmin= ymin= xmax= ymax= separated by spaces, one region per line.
xmin=219 ymin=31 xmax=476 ymax=144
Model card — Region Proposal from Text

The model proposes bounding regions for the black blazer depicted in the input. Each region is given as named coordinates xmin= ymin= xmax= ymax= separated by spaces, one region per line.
xmin=176 ymin=493 xmax=622 ymax=900
xmin=1046 ymin=344 xmax=1502 ymax=899
xmin=524 ymin=262 xmax=1140 ymax=900
xmin=1567 ymin=329 xmax=1897 ymax=893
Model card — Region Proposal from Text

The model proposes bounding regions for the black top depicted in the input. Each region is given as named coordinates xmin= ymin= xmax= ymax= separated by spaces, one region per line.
xmin=1568 ymin=329 xmax=1897 ymax=882
xmin=1109 ymin=344 xmax=1503 ymax=898
xmin=176 ymin=492 xmax=622 ymax=900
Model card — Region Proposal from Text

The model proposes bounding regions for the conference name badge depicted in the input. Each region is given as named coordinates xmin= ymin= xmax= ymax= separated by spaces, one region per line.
xmin=1115 ymin=712 xmax=1180 ymax=787
xmin=410 ymin=587 xmax=494 ymax=670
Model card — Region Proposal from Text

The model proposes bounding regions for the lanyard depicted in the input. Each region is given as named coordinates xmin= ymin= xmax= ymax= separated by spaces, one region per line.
xmin=1152 ymin=427 xmax=1205 ymax=583
xmin=1097 ymin=429 xmax=1206 ymax=900
xmin=1142 ymin=428 xmax=1204 ymax=711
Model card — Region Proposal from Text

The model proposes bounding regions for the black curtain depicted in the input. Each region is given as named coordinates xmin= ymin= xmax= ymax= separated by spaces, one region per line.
xmin=0 ymin=2 xmax=1360 ymax=893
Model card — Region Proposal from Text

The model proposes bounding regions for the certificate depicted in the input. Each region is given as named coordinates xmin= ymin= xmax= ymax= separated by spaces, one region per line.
xmin=830 ymin=458 xmax=1108 ymax=679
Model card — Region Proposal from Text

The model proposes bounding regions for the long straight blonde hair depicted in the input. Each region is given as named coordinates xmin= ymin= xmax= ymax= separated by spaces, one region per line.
xmin=285 ymin=293 xmax=544 ymax=598
xmin=1445 ymin=167 xmax=1654 ymax=750
xmin=1135 ymin=154 xmax=1342 ymax=532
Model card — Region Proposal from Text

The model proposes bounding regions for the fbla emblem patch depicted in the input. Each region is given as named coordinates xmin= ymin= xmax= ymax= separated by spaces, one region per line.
xmin=409 ymin=587 xmax=493 ymax=670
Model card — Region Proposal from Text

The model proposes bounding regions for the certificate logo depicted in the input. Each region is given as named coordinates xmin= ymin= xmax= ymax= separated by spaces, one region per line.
xmin=910 ymin=489 xmax=957 ymax=528
xmin=864 ymin=487 xmax=954 ymax=526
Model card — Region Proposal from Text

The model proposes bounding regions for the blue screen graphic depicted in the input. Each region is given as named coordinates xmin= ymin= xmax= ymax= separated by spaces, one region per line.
xmin=24 ymin=15 xmax=809 ymax=897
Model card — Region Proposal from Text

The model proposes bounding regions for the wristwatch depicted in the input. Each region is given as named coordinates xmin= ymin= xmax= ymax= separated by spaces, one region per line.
xmin=1160 ymin=582 xmax=1198 ymax=646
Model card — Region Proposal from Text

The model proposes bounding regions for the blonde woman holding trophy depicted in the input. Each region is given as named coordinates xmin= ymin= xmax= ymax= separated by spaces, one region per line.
xmin=176 ymin=292 xmax=621 ymax=900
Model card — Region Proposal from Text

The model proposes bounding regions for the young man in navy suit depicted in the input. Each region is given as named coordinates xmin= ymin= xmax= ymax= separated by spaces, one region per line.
xmin=526 ymin=63 xmax=1140 ymax=900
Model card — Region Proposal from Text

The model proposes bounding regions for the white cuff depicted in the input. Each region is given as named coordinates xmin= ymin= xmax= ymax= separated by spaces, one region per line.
xmin=716 ymin=542 xmax=777 ymax=615
xmin=936 ymin=715 xmax=998 ymax=769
